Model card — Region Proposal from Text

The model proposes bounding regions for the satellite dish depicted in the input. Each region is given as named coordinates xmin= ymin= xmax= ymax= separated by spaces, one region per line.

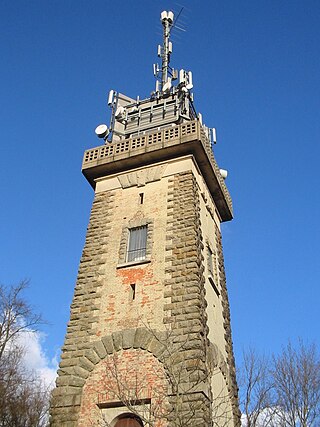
xmin=95 ymin=124 xmax=109 ymax=139
xmin=186 ymin=83 xmax=193 ymax=90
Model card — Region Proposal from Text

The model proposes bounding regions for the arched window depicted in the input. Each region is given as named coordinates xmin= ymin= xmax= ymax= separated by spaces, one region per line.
xmin=113 ymin=413 xmax=143 ymax=427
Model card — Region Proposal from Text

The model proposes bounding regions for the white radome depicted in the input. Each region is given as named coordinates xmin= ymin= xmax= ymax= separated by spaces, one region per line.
xmin=95 ymin=124 xmax=108 ymax=138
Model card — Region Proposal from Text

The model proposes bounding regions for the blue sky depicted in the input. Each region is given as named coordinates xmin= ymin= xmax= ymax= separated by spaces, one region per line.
xmin=1 ymin=0 xmax=319 ymax=371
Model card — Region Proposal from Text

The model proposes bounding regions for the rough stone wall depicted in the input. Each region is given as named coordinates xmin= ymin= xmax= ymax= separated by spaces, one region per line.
xmin=50 ymin=164 xmax=240 ymax=427
xmin=50 ymin=190 xmax=115 ymax=426
xmin=164 ymin=171 xmax=212 ymax=427
xmin=215 ymin=225 xmax=241 ymax=426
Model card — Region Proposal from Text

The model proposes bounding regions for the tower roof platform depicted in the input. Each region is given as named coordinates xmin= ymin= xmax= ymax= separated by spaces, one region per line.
xmin=82 ymin=120 xmax=233 ymax=222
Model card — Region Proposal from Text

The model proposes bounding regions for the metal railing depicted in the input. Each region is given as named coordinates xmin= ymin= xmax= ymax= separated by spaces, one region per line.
xmin=126 ymin=248 xmax=147 ymax=263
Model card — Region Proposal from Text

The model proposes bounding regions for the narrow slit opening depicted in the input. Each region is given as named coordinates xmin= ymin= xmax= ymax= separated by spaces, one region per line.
xmin=130 ymin=284 xmax=136 ymax=301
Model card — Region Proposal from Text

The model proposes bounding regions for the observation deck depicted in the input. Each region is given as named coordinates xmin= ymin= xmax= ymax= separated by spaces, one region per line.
xmin=82 ymin=120 xmax=233 ymax=222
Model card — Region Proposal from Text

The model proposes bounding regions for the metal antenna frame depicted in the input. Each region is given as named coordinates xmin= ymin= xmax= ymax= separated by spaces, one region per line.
xmin=172 ymin=7 xmax=184 ymax=32
xmin=156 ymin=9 xmax=188 ymax=92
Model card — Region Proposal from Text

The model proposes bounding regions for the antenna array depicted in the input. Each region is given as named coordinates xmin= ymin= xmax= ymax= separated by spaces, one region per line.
xmin=93 ymin=9 xmax=219 ymax=157
xmin=153 ymin=10 xmax=193 ymax=96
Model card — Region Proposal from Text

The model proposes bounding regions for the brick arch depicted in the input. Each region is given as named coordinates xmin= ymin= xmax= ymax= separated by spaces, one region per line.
xmin=78 ymin=344 xmax=169 ymax=427
xmin=52 ymin=324 xmax=214 ymax=426
xmin=52 ymin=328 xmax=170 ymax=426
xmin=78 ymin=327 xmax=169 ymax=374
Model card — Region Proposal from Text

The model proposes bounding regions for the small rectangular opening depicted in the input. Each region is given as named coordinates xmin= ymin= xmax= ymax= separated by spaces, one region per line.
xmin=207 ymin=246 xmax=214 ymax=277
xmin=129 ymin=284 xmax=136 ymax=301
xmin=139 ymin=193 xmax=144 ymax=204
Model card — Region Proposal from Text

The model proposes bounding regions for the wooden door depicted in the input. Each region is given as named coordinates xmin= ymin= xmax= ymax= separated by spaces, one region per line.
xmin=114 ymin=416 xmax=143 ymax=427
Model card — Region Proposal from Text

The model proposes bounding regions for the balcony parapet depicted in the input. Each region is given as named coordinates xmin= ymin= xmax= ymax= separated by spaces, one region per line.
xmin=82 ymin=121 xmax=233 ymax=221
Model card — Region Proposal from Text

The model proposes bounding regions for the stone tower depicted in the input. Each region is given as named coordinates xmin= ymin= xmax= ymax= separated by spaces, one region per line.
xmin=51 ymin=10 xmax=240 ymax=427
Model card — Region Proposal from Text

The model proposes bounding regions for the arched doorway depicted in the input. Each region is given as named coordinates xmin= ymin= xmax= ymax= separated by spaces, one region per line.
xmin=113 ymin=413 xmax=143 ymax=427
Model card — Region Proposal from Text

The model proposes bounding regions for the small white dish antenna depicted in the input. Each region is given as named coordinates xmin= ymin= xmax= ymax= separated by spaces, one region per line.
xmin=219 ymin=169 xmax=228 ymax=179
xmin=95 ymin=124 xmax=109 ymax=139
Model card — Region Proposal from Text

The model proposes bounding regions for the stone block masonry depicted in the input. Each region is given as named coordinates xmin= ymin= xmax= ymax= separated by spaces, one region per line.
xmin=215 ymin=225 xmax=241 ymax=426
xmin=50 ymin=189 xmax=116 ymax=426
xmin=50 ymin=161 xmax=240 ymax=426
xmin=164 ymin=171 xmax=212 ymax=427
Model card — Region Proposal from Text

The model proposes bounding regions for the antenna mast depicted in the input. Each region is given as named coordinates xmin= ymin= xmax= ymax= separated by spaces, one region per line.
xmin=160 ymin=10 xmax=174 ymax=90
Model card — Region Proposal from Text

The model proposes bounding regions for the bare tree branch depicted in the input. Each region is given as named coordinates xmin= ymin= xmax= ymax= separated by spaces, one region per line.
xmin=272 ymin=340 xmax=320 ymax=427
xmin=90 ymin=323 xmax=233 ymax=427
xmin=0 ymin=280 xmax=48 ymax=427
xmin=0 ymin=280 xmax=44 ymax=359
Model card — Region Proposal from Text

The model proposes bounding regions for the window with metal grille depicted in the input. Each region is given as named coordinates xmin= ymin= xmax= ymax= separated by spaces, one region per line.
xmin=127 ymin=226 xmax=147 ymax=262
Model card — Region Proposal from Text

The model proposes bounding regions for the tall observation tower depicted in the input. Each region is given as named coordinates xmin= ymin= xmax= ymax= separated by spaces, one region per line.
xmin=50 ymin=10 xmax=240 ymax=427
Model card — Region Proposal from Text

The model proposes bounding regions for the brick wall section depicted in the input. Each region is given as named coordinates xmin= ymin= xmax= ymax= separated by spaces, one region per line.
xmin=164 ymin=171 xmax=212 ymax=427
xmin=79 ymin=348 xmax=168 ymax=427
xmin=215 ymin=225 xmax=241 ymax=426
xmin=50 ymin=190 xmax=115 ymax=426
xmin=51 ymin=327 xmax=170 ymax=427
